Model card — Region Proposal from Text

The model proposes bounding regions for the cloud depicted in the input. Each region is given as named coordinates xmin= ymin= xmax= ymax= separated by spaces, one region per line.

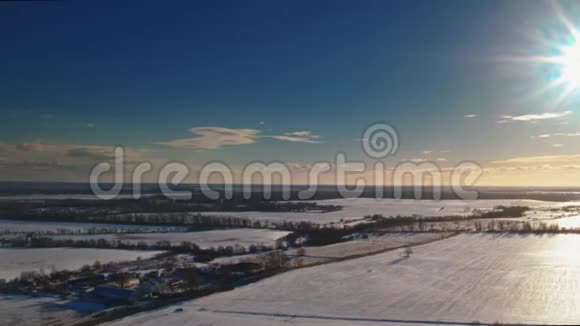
xmin=270 ymin=130 xmax=321 ymax=144
xmin=501 ymin=111 xmax=572 ymax=122
xmin=270 ymin=135 xmax=321 ymax=143
xmin=157 ymin=127 xmax=322 ymax=149
xmin=156 ymin=127 xmax=260 ymax=150
xmin=0 ymin=141 xmax=21 ymax=154
xmin=12 ymin=142 xmax=120 ymax=159
xmin=405 ymin=158 xmax=429 ymax=163
xmin=483 ymin=165 xmax=554 ymax=175
xmin=532 ymin=132 xmax=580 ymax=139
xmin=0 ymin=141 xmax=146 ymax=165
xmin=464 ymin=114 xmax=479 ymax=118
xmin=286 ymin=131 xmax=316 ymax=137
xmin=87 ymin=123 xmax=96 ymax=128
xmin=401 ymin=157 xmax=448 ymax=163
xmin=492 ymin=154 xmax=580 ymax=164
xmin=552 ymin=144 xmax=563 ymax=147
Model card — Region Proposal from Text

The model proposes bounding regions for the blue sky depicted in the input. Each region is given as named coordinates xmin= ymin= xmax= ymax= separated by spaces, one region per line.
xmin=1 ymin=1 xmax=580 ymax=185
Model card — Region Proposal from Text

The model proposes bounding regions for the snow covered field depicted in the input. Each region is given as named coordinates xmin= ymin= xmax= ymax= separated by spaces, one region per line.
xmin=200 ymin=198 xmax=573 ymax=224
xmin=110 ymin=233 xmax=580 ymax=325
xmin=0 ymin=294 xmax=85 ymax=326
xmin=49 ymin=229 xmax=291 ymax=249
xmin=547 ymin=215 xmax=580 ymax=229
xmin=0 ymin=248 xmax=164 ymax=280
xmin=286 ymin=232 xmax=448 ymax=264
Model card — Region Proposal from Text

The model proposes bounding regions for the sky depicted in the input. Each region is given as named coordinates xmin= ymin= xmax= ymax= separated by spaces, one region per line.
xmin=1 ymin=0 xmax=580 ymax=186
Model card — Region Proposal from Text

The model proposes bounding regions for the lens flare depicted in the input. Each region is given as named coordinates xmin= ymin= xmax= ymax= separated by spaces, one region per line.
xmin=496 ymin=2 xmax=580 ymax=108
xmin=560 ymin=44 xmax=580 ymax=88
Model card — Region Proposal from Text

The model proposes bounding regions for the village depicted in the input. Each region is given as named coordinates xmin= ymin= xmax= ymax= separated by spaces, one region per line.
xmin=0 ymin=243 xmax=295 ymax=322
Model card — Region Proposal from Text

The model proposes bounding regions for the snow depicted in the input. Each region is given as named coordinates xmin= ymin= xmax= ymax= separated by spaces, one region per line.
xmin=285 ymin=232 xmax=447 ymax=264
xmin=49 ymin=229 xmax=291 ymax=249
xmin=0 ymin=294 xmax=85 ymax=326
xmin=109 ymin=234 xmax=580 ymax=325
xmin=199 ymin=198 xmax=569 ymax=224
xmin=548 ymin=215 xmax=580 ymax=229
xmin=0 ymin=248 xmax=164 ymax=280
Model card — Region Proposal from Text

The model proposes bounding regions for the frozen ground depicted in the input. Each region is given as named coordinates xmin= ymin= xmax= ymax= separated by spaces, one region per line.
xmin=0 ymin=248 xmax=164 ymax=280
xmin=0 ymin=294 xmax=85 ymax=326
xmin=110 ymin=233 xmax=580 ymax=325
xmin=49 ymin=229 xmax=291 ymax=249
xmin=0 ymin=219 xmax=188 ymax=234
xmin=200 ymin=198 xmax=574 ymax=224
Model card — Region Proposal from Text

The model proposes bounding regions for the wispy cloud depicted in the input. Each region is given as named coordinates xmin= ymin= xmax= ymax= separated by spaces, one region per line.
xmin=286 ymin=131 xmax=317 ymax=137
xmin=157 ymin=127 xmax=322 ymax=149
xmin=464 ymin=114 xmax=479 ymax=118
xmin=501 ymin=111 xmax=572 ymax=122
xmin=492 ymin=154 xmax=580 ymax=164
xmin=484 ymin=165 xmax=555 ymax=175
xmin=532 ymin=132 xmax=580 ymax=139
xmin=156 ymin=127 xmax=260 ymax=150
xmin=402 ymin=157 xmax=448 ymax=163
xmin=270 ymin=130 xmax=321 ymax=144
xmin=0 ymin=140 xmax=149 ymax=171
xmin=4 ymin=141 xmax=144 ymax=161
xmin=403 ymin=158 xmax=429 ymax=163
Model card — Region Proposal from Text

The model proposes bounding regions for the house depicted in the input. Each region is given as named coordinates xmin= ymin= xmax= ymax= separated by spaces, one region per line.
xmin=138 ymin=277 xmax=172 ymax=297
xmin=123 ymin=276 xmax=141 ymax=288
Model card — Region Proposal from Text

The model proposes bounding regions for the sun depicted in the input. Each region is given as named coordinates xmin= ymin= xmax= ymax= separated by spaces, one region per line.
xmin=559 ymin=43 xmax=580 ymax=89
xmin=499 ymin=2 xmax=580 ymax=107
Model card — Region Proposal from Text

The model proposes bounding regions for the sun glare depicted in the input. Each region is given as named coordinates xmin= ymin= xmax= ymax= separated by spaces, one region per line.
xmin=560 ymin=43 xmax=580 ymax=89
xmin=500 ymin=3 xmax=580 ymax=107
